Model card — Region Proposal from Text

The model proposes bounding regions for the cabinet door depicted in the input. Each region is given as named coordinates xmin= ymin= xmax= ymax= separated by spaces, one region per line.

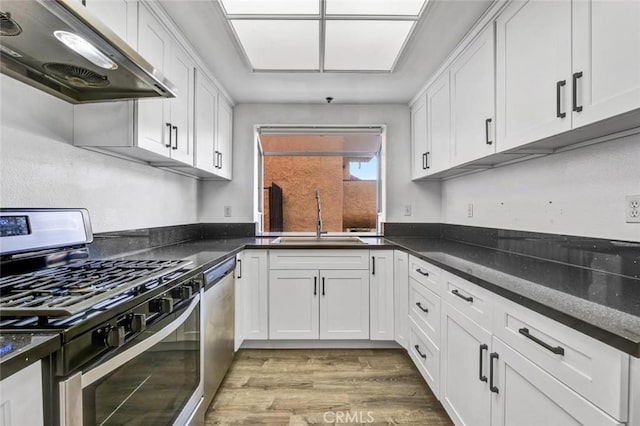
xmin=440 ymin=303 xmax=492 ymax=426
xmin=216 ymin=95 xmax=233 ymax=179
xmin=319 ymin=270 xmax=369 ymax=340
xmin=234 ymin=254 xmax=244 ymax=351
xmin=393 ymin=250 xmax=409 ymax=349
xmin=136 ymin=4 xmax=171 ymax=156
xmin=411 ymin=93 xmax=429 ymax=179
xmin=370 ymin=250 xmax=394 ymax=340
xmin=0 ymin=362 xmax=44 ymax=426
xmin=194 ymin=71 xmax=218 ymax=174
xmin=490 ymin=338 xmax=623 ymax=426
xmin=167 ymin=45 xmax=195 ymax=166
xmin=450 ymin=25 xmax=496 ymax=165
xmin=238 ymin=250 xmax=269 ymax=340
xmin=269 ymin=269 xmax=319 ymax=339
xmin=426 ymin=73 xmax=451 ymax=174
xmin=572 ymin=0 xmax=640 ymax=128
xmin=496 ymin=0 xmax=572 ymax=151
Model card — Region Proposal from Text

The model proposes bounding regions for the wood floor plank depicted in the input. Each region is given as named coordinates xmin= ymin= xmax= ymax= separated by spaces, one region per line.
xmin=205 ymin=349 xmax=452 ymax=425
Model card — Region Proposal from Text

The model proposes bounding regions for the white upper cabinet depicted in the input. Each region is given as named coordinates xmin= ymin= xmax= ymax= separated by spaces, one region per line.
xmin=425 ymin=72 xmax=451 ymax=174
xmin=195 ymin=71 xmax=219 ymax=174
xmin=571 ymin=0 xmax=640 ymax=128
xmin=450 ymin=24 xmax=496 ymax=165
xmin=84 ymin=0 xmax=137 ymax=45
xmin=411 ymin=93 xmax=429 ymax=179
xmin=166 ymin=45 xmax=195 ymax=165
xmin=496 ymin=0 xmax=572 ymax=152
xmin=216 ymin=94 xmax=234 ymax=180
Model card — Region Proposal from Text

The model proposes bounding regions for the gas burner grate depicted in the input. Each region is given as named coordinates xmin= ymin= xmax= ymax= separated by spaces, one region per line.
xmin=0 ymin=259 xmax=191 ymax=317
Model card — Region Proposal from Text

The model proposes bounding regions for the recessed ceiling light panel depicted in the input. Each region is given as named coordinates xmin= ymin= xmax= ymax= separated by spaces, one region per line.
xmin=230 ymin=20 xmax=320 ymax=70
xmin=324 ymin=20 xmax=414 ymax=71
xmin=325 ymin=0 xmax=428 ymax=16
xmin=220 ymin=0 xmax=320 ymax=15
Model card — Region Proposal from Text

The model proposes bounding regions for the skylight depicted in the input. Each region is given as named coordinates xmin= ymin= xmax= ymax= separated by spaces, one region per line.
xmin=218 ymin=0 xmax=429 ymax=72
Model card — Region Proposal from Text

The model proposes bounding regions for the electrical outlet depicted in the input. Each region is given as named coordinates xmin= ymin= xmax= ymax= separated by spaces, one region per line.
xmin=224 ymin=206 xmax=232 ymax=217
xmin=626 ymin=195 xmax=640 ymax=223
xmin=404 ymin=205 xmax=412 ymax=216
xmin=467 ymin=203 xmax=474 ymax=218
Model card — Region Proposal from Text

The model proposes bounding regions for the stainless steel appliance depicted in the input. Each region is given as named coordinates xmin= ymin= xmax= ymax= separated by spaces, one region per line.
xmin=0 ymin=0 xmax=176 ymax=103
xmin=0 ymin=209 xmax=202 ymax=425
xmin=197 ymin=258 xmax=236 ymax=422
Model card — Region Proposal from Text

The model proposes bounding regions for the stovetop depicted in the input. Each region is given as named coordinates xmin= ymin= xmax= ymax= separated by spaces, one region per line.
xmin=0 ymin=259 xmax=191 ymax=322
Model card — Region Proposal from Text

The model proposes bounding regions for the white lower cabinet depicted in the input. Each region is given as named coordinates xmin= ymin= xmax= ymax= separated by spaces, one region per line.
xmin=490 ymin=337 xmax=623 ymax=426
xmin=269 ymin=268 xmax=369 ymax=340
xmin=370 ymin=250 xmax=395 ymax=340
xmin=440 ymin=302 xmax=492 ymax=426
xmin=393 ymin=250 xmax=409 ymax=349
xmin=236 ymin=250 xmax=268 ymax=343
xmin=409 ymin=318 xmax=440 ymax=397
xmin=0 ymin=361 xmax=44 ymax=426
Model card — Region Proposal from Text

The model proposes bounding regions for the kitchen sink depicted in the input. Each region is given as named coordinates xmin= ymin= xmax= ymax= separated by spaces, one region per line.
xmin=271 ymin=236 xmax=367 ymax=245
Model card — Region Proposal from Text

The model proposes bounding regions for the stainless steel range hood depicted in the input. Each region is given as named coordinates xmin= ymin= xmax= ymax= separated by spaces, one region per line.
xmin=0 ymin=0 xmax=176 ymax=103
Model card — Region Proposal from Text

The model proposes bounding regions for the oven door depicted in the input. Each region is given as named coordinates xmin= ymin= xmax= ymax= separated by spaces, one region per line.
xmin=59 ymin=294 xmax=202 ymax=426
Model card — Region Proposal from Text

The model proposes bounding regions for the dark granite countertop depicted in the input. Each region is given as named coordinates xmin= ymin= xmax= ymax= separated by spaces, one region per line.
xmin=89 ymin=233 xmax=640 ymax=356
xmin=0 ymin=332 xmax=61 ymax=380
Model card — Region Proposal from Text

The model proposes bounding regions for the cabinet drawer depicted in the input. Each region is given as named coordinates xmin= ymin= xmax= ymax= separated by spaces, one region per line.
xmin=408 ymin=278 xmax=441 ymax=347
xmin=493 ymin=298 xmax=629 ymax=421
xmin=269 ymin=250 xmax=369 ymax=270
xmin=409 ymin=318 xmax=440 ymax=398
xmin=408 ymin=255 xmax=441 ymax=294
xmin=442 ymin=272 xmax=492 ymax=331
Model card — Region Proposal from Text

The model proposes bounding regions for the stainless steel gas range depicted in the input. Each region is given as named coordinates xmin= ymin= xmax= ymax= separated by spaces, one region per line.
xmin=0 ymin=209 xmax=203 ymax=425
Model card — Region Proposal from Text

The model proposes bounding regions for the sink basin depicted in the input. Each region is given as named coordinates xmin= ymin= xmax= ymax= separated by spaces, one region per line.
xmin=271 ymin=236 xmax=367 ymax=245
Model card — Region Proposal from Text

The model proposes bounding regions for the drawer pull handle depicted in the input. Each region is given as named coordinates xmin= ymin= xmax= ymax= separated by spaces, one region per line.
xmin=414 ymin=345 xmax=427 ymax=359
xmin=451 ymin=289 xmax=473 ymax=303
xmin=416 ymin=302 xmax=429 ymax=313
xmin=489 ymin=352 xmax=499 ymax=393
xmin=518 ymin=327 xmax=565 ymax=356
xmin=415 ymin=268 xmax=429 ymax=277
xmin=479 ymin=344 xmax=488 ymax=382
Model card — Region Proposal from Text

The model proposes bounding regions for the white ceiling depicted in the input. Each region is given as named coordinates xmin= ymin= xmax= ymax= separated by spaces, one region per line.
xmin=159 ymin=0 xmax=493 ymax=104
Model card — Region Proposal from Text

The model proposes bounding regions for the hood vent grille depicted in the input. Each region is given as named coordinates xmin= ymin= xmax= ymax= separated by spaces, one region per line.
xmin=43 ymin=63 xmax=109 ymax=88
xmin=0 ymin=12 xmax=22 ymax=36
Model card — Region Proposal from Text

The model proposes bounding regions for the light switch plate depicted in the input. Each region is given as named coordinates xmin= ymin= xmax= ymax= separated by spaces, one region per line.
xmin=404 ymin=205 xmax=412 ymax=216
xmin=224 ymin=206 xmax=232 ymax=217
xmin=467 ymin=203 xmax=474 ymax=218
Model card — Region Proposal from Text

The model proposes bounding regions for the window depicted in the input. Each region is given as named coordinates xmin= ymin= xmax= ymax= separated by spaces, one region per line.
xmin=256 ymin=127 xmax=385 ymax=234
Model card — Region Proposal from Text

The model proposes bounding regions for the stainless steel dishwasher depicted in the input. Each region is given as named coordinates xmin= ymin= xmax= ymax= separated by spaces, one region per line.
xmin=197 ymin=257 xmax=236 ymax=423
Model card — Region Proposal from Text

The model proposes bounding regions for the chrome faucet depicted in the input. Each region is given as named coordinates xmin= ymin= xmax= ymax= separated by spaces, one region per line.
xmin=315 ymin=190 xmax=323 ymax=239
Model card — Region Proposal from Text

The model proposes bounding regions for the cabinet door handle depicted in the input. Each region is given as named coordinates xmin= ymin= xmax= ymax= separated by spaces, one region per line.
xmin=425 ymin=152 xmax=430 ymax=169
xmin=219 ymin=152 xmax=223 ymax=170
xmin=165 ymin=123 xmax=172 ymax=148
xmin=236 ymin=259 xmax=242 ymax=279
xmin=371 ymin=256 xmax=375 ymax=275
xmin=415 ymin=268 xmax=429 ymax=277
xmin=422 ymin=152 xmax=427 ymax=170
xmin=415 ymin=302 xmax=428 ymax=313
xmin=518 ymin=327 xmax=565 ymax=356
xmin=485 ymin=118 xmax=492 ymax=145
xmin=172 ymin=126 xmax=178 ymax=150
xmin=322 ymin=277 xmax=325 ymax=296
xmin=479 ymin=344 xmax=488 ymax=382
xmin=489 ymin=352 xmax=499 ymax=393
xmin=414 ymin=345 xmax=427 ymax=359
xmin=314 ymin=276 xmax=317 ymax=296
xmin=572 ymin=71 xmax=583 ymax=112
xmin=451 ymin=289 xmax=473 ymax=303
xmin=214 ymin=150 xmax=219 ymax=168
xmin=556 ymin=80 xmax=567 ymax=118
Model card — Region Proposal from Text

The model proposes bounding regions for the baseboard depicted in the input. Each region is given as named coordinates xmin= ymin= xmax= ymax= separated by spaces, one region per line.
xmin=239 ymin=340 xmax=403 ymax=349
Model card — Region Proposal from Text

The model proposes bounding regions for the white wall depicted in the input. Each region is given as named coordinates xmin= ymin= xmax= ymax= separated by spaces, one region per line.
xmin=198 ymin=103 xmax=442 ymax=224
xmin=0 ymin=75 xmax=198 ymax=233
xmin=442 ymin=133 xmax=640 ymax=242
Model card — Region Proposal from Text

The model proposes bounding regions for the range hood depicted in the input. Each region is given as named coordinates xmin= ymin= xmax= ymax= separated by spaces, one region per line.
xmin=0 ymin=0 xmax=176 ymax=103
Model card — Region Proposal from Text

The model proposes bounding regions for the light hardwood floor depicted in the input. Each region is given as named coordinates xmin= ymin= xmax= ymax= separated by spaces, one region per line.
xmin=205 ymin=349 xmax=452 ymax=425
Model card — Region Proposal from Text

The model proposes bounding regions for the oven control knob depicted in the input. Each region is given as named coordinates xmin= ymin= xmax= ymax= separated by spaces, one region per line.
xmin=106 ymin=326 xmax=125 ymax=348
xmin=170 ymin=285 xmax=192 ymax=300
xmin=131 ymin=313 xmax=146 ymax=332
xmin=149 ymin=297 xmax=173 ymax=313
